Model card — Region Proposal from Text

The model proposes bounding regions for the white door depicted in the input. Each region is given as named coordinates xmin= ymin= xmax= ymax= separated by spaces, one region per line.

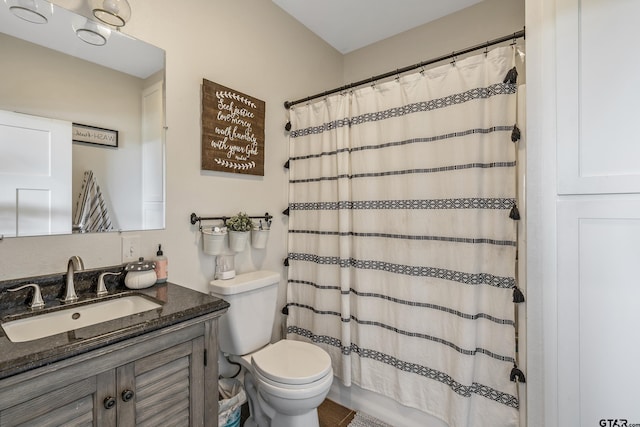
xmin=0 ymin=110 xmax=72 ymax=237
xmin=141 ymin=81 xmax=165 ymax=230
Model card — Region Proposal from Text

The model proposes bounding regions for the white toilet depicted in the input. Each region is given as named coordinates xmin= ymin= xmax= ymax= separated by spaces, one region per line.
xmin=210 ymin=270 xmax=333 ymax=427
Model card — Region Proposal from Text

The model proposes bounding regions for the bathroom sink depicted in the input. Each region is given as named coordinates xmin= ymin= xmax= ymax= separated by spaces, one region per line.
xmin=1 ymin=295 xmax=162 ymax=343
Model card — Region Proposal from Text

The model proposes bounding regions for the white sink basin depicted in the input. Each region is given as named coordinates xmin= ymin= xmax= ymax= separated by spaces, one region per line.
xmin=1 ymin=295 xmax=162 ymax=343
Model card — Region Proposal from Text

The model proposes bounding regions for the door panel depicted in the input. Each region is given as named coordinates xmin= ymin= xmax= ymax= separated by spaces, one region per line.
xmin=141 ymin=81 xmax=165 ymax=230
xmin=0 ymin=377 xmax=98 ymax=427
xmin=557 ymin=197 xmax=640 ymax=426
xmin=557 ymin=0 xmax=640 ymax=194
xmin=0 ymin=110 xmax=71 ymax=237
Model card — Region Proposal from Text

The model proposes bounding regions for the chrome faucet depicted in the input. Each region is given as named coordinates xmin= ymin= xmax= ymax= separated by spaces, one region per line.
xmin=97 ymin=271 xmax=120 ymax=297
xmin=8 ymin=283 xmax=45 ymax=309
xmin=63 ymin=256 xmax=84 ymax=303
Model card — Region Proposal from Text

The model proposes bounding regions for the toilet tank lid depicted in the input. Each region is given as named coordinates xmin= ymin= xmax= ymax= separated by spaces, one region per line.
xmin=209 ymin=270 xmax=281 ymax=295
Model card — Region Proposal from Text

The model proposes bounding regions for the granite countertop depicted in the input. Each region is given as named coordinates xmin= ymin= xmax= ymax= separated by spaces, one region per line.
xmin=0 ymin=268 xmax=229 ymax=380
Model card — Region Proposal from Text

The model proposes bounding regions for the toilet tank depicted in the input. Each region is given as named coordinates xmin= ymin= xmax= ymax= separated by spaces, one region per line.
xmin=209 ymin=270 xmax=280 ymax=355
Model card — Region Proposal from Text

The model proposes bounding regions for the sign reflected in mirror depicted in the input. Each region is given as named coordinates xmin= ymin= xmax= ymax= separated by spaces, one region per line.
xmin=72 ymin=124 xmax=119 ymax=148
xmin=0 ymin=1 xmax=166 ymax=238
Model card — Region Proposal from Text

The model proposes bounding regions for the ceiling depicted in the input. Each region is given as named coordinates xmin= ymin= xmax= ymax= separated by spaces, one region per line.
xmin=271 ymin=0 xmax=483 ymax=54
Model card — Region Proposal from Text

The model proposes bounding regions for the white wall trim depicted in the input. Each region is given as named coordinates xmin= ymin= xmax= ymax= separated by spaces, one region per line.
xmin=525 ymin=0 xmax=558 ymax=426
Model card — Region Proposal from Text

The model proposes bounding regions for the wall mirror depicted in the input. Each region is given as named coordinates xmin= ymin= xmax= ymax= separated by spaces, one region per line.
xmin=0 ymin=0 xmax=165 ymax=238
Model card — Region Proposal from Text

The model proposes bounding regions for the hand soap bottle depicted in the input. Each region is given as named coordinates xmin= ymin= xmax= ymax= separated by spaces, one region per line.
xmin=154 ymin=244 xmax=168 ymax=284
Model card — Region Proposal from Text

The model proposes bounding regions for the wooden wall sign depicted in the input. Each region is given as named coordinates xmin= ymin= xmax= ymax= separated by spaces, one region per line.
xmin=201 ymin=79 xmax=265 ymax=176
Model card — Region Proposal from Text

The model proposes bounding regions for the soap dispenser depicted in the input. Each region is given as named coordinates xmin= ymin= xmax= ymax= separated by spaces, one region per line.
xmin=154 ymin=244 xmax=168 ymax=284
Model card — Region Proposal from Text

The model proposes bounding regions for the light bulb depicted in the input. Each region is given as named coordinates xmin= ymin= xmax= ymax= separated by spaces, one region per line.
xmin=91 ymin=0 xmax=131 ymax=27
xmin=102 ymin=0 xmax=119 ymax=15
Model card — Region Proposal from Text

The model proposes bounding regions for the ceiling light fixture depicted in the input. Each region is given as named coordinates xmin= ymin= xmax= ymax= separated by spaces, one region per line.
xmin=90 ymin=0 xmax=131 ymax=28
xmin=6 ymin=0 xmax=51 ymax=24
xmin=74 ymin=18 xmax=111 ymax=46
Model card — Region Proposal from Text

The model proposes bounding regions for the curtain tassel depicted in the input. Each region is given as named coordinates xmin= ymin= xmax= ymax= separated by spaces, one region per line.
xmin=285 ymin=121 xmax=292 ymax=131
xmin=510 ymin=364 xmax=526 ymax=383
xmin=513 ymin=285 xmax=525 ymax=303
xmin=511 ymin=124 xmax=521 ymax=142
xmin=509 ymin=204 xmax=521 ymax=220
xmin=284 ymin=159 xmax=290 ymax=169
xmin=503 ymin=67 xmax=518 ymax=85
xmin=282 ymin=207 xmax=290 ymax=216
xmin=283 ymin=257 xmax=289 ymax=267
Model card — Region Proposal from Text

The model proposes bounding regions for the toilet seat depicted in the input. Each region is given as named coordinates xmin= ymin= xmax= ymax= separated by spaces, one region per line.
xmin=253 ymin=365 xmax=334 ymax=400
xmin=251 ymin=340 xmax=332 ymax=386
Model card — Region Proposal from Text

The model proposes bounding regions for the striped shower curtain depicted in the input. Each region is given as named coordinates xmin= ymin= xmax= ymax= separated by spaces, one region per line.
xmin=72 ymin=170 xmax=114 ymax=233
xmin=286 ymin=46 xmax=521 ymax=427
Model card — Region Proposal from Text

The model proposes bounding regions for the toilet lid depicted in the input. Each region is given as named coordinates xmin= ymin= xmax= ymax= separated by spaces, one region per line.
xmin=251 ymin=340 xmax=332 ymax=386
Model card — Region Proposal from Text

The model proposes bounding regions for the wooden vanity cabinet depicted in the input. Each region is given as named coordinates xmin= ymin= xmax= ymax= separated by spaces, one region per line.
xmin=0 ymin=315 xmax=220 ymax=427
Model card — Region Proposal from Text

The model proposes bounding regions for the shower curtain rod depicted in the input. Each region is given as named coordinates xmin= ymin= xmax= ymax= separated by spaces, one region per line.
xmin=283 ymin=27 xmax=525 ymax=109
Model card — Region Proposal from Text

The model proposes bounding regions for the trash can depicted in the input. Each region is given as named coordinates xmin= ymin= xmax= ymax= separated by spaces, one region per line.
xmin=219 ymin=378 xmax=247 ymax=427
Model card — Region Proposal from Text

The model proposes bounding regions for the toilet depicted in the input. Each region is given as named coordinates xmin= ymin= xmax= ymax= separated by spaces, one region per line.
xmin=210 ymin=270 xmax=333 ymax=427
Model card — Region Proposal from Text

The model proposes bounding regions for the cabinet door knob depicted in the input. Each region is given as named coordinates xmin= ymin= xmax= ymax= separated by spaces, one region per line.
xmin=121 ymin=389 xmax=135 ymax=402
xmin=104 ymin=396 xmax=116 ymax=410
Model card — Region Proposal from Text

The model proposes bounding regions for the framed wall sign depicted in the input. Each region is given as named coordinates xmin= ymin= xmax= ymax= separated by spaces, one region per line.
xmin=201 ymin=79 xmax=265 ymax=176
xmin=72 ymin=123 xmax=118 ymax=148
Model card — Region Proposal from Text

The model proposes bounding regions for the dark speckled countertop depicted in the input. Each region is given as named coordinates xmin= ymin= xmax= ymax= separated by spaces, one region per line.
xmin=0 ymin=266 xmax=229 ymax=380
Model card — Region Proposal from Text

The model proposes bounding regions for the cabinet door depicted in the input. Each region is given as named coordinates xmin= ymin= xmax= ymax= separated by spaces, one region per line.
xmin=0 ymin=373 xmax=113 ymax=427
xmin=556 ymin=0 xmax=640 ymax=194
xmin=0 ymin=317 xmax=219 ymax=427
xmin=557 ymin=197 xmax=640 ymax=425
xmin=116 ymin=337 xmax=205 ymax=427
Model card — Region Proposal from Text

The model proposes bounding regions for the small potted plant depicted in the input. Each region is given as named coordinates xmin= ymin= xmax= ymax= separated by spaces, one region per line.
xmin=251 ymin=219 xmax=271 ymax=249
xmin=226 ymin=212 xmax=253 ymax=252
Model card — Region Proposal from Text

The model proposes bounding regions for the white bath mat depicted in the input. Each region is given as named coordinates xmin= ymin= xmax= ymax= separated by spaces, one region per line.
xmin=347 ymin=411 xmax=395 ymax=427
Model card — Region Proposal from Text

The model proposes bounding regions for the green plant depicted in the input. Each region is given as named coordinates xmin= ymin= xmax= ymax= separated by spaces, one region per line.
xmin=226 ymin=212 xmax=253 ymax=232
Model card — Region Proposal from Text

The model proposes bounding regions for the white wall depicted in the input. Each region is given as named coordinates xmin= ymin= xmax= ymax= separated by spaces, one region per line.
xmin=524 ymin=0 xmax=557 ymax=426
xmin=343 ymin=0 xmax=525 ymax=83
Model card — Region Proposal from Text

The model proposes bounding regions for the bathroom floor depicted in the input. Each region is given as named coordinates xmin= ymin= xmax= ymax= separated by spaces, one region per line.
xmin=240 ymin=398 xmax=356 ymax=426
xmin=318 ymin=398 xmax=357 ymax=426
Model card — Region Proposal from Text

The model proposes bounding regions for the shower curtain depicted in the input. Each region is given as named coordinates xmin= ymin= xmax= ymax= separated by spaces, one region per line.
xmin=286 ymin=46 xmax=521 ymax=427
